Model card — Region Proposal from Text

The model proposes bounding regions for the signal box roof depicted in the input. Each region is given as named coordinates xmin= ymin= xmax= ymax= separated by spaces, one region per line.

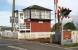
xmin=23 ymin=5 xmax=52 ymax=11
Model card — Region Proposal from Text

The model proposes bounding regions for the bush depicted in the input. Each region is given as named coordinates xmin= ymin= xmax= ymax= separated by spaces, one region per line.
xmin=64 ymin=43 xmax=78 ymax=47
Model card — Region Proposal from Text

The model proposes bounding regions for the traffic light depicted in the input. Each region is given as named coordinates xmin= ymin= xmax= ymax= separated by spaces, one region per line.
xmin=60 ymin=8 xmax=72 ymax=18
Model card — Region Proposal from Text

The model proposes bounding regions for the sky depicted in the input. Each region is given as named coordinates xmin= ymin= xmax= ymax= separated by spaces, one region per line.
xmin=0 ymin=0 xmax=78 ymax=26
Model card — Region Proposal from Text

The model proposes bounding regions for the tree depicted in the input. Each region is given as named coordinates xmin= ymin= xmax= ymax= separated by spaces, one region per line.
xmin=0 ymin=26 xmax=12 ymax=31
xmin=52 ymin=22 xmax=76 ymax=31
xmin=63 ymin=22 xmax=76 ymax=30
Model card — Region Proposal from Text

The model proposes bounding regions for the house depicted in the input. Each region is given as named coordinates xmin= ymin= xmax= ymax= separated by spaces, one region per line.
xmin=15 ymin=5 xmax=52 ymax=32
xmin=11 ymin=5 xmax=52 ymax=39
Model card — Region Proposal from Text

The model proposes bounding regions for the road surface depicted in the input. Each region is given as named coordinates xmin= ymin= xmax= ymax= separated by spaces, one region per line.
xmin=0 ymin=38 xmax=77 ymax=50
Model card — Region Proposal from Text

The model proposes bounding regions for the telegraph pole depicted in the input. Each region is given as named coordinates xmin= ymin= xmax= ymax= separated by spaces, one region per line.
xmin=54 ymin=0 xmax=58 ymax=30
xmin=12 ymin=0 xmax=15 ymax=32
xmin=50 ymin=0 xmax=58 ymax=43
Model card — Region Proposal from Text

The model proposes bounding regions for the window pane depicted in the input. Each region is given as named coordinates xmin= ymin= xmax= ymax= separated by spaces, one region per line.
xmin=20 ymin=13 xmax=23 ymax=16
xmin=31 ymin=10 xmax=40 ymax=19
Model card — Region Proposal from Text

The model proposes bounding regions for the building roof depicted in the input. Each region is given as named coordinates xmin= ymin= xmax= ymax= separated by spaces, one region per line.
xmin=23 ymin=5 xmax=52 ymax=11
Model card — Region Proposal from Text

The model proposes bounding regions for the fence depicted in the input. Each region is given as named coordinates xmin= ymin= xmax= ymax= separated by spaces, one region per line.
xmin=1 ymin=31 xmax=18 ymax=39
xmin=0 ymin=31 xmax=54 ymax=39
xmin=18 ymin=32 xmax=53 ymax=39
xmin=1 ymin=30 xmax=78 ymax=44
xmin=63 ymin=30 xmax=78 ymax=45
xmin=71 ymin=31 xmax=78 ymax=43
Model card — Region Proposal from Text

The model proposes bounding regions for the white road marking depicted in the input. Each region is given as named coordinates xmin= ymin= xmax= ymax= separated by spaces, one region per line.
xmin=8 ymin=46 xmax=27 ymax=50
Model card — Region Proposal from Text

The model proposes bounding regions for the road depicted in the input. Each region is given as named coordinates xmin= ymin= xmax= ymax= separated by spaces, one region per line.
xmin=0 ymin=38 xmax=77 ymax=50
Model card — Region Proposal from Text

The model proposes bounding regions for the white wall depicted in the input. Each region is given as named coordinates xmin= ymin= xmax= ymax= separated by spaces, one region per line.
xmin=1 ymin=31 xmax=18 ymax=38
xmin=18 ymin=32 xmax=54 ymax=39
xmin=71 ymin=31 xmax=78 ymax=43
xmin=0 ymin=31 xmax=55 ymax=39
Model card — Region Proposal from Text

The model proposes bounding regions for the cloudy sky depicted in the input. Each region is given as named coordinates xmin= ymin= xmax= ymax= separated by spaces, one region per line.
xmin=0 ymin=0 xmax=78 ymax=26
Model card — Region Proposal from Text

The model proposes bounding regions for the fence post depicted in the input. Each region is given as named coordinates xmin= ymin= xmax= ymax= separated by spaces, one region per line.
xmin=50 ymin=34 xmax=52 ymax=43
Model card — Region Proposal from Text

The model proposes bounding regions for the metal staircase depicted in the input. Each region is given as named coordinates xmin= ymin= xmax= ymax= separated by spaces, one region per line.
xmin=25 ymin=22 xmax=31 ymax=32
xmin=18 ymin=22 xmax=31 ymax=33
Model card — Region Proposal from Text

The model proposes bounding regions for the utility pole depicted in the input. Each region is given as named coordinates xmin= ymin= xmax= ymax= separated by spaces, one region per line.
xmin=50 ymin=0 xmax=58 ymax=43
xmin=12 ymin=0 xmax=15 ymax=32
xmin=54 ymin=0 xmax=58 ymax=30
